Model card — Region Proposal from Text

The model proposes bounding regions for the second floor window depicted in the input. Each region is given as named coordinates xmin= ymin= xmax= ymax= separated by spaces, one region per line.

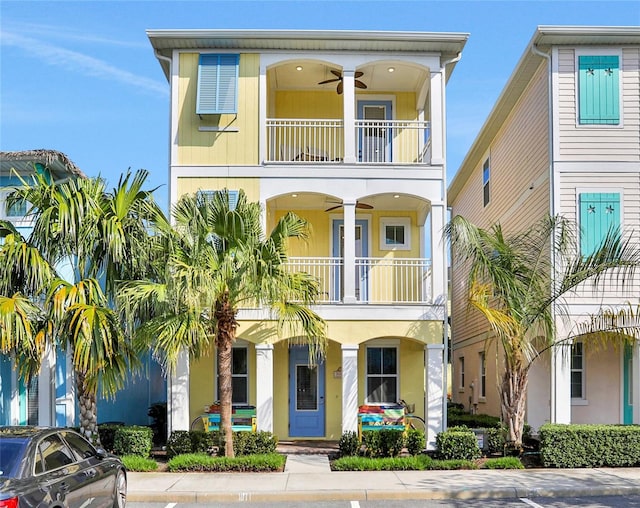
xmin=482 ymin=158 xmax=490 ymax=207
xmin=578 ymin=55 xmax=620 ymax=125
xmin=197 ymin=54 xmax=239 ymax=115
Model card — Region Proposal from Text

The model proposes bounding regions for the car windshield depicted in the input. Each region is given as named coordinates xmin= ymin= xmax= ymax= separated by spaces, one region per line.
xmin=0 ymin=438 xmax=28 ymax=478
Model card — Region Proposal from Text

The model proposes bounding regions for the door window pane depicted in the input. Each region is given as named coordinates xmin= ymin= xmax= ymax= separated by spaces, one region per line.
xmin=296 ymin=365 xmax=318 ymax=410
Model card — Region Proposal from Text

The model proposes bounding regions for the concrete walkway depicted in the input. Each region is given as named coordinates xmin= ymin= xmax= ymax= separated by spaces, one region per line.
xmin=127 ymin=453 xmax=640 ymax=504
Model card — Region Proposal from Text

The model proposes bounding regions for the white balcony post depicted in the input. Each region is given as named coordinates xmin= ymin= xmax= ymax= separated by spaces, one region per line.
xmin=551 ymin=336 xmax=571 ymax=424
xmin=429 ymin=70 xmax=444 ymax=165
xmin=342 ymin=70 xmax=356 ymax=163
xmin=255 ymin=343 xmax=274 ymax=432
xmin=430 ymin=204 xmax=446 ymax=304
xmin=341 ymin=345 xmax=359 ymax=433
xmin=168 ymin=349 xmax=190 ymax=433
xmin=342 ymin=201 xmax=357 ymax=303
xmin=426 ymin=344 xmax=445 ymax=450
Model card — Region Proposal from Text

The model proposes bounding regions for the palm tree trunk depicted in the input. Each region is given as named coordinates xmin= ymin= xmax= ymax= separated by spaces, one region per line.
xmin=215 ymin=293 xmax=238 ymax=458
xmin=500 ymin=365 xmax=528 ymax=450
xmin=76 ymin=371 xmax=101 ymax=446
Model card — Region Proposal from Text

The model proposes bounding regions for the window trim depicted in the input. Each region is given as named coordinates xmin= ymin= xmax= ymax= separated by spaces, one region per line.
xmin=364 ymin=343 xmax=399 ymax=404
xmin=571 ymin=341 xmax=587 ymax=404
xmin=574 ymin=49 xmax=623 ymax=129
xmin=379 ymin=217 xmax=411 ymax=251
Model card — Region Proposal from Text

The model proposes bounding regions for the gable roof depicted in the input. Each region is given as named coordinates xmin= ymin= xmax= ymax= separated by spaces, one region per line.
xmin=448 ymin=25 xmax=640 ymax=204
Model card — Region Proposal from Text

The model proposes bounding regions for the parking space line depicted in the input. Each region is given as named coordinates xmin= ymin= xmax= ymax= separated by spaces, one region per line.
xmin=520 ymin=498 xmax=545 ymax=508
xmin=350 ymin=502 xmax=360 ymax=508
xmin=165 ymin=504 xmax=177 ymax=508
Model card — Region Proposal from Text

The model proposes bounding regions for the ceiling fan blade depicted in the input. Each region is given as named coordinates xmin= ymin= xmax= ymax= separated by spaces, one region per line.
xmin=355 ymin=71 xmax=364 ymax=78
xmin=356 ymin=201 xmax=373 ymax=209
xmin=318 ymin=78 xmax=340 ymax=85
xmin=330 ymin=69 xmax=342 ymax=78
xmin=324 ymin=204 xmax=342 ymax=212
xmin=355 ymin=80 xmax=368 ymax=89
xmin=337 ymin=81 xmax=343 ymax=95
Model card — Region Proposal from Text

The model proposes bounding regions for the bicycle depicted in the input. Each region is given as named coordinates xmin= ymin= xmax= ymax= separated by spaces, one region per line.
xmin=399 ymin=399 xmax=426 ymax=433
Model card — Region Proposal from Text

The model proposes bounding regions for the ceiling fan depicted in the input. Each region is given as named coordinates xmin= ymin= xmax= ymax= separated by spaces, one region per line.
xmin=324 ymin=200 xmax=374 ymax=212
xmin=318 ymin=70 xmax=367 ymax=95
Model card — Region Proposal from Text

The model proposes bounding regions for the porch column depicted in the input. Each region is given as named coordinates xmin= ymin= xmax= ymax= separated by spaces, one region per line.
xmin=429 ymin=69 xmax=445 ymax=165
xmin=342 ymin=201 xmax=357 ymax=303
xmin=255 ymin=343 xmax=274 ymax=432
xmin=38 ymin=345 xmax=55 ymax=426
xmin=633 ymin=342 xmax=640 ymax=424
xmin=430 ymin=204 xmax=446 ymax=305
xmin=258 ymin=62 xmax=267 ymax=163
xmin=168 ymin=349 xmax=190 ymax=433
xmin=426 ymin=344 xmax=445 ymax=450
xmin=341 ymin=344 xmax=359 ymax=433
xmin=342 ymin=70 xmax=356 ymax=163
xmin=551 ymin=338 xmax=571 ymax=424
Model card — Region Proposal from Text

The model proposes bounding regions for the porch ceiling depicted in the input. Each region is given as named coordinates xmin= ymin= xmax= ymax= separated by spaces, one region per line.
xmin=269 ymin=192 xmax=430 ymax=214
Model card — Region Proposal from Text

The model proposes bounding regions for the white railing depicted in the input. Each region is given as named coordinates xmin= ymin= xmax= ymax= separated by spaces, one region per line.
xmin=267 ymin=119 xmax=344 ymax=162
xmin=286 ymin=256 xmax=432 ymax=304
xmin=355 ymin=120 xmax=431 ymax=164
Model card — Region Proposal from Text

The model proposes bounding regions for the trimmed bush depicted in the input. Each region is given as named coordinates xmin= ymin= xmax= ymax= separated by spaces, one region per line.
xmin=166 ymin=430 xmax=193 ymax=459
xmin=483 ymin=457 xmax=524 ymax=469
xmin=539 ymin=424 xmax=640 ymax=468
xmin=167 ymin=452 xmax=285 ymax=472
xmin=405 ymin=428 xmax=426 ymax=456
xmin=338 ymin=431 xmax=360 ymax=457
xmin=121 ymin=455 xmax=158 ymax=472
xmin=113 ymin=426 xmax=153 ymax=458
xmin=190 ymin=431 xmax=216 ymax=454
xmin=98 ymin=423 xmax=123 ymax=453
xmin=361 ymin=429 xmax=405 ymax=458
xmin=361 ymin=431 xmax=382 ymax=458
xmin=447 ymin=413 xmax=501 ymax=429
xmin=436 ymin=429 xmax=481 ymax=460
xmin=485 ymin=427 xmax=506 ymax=455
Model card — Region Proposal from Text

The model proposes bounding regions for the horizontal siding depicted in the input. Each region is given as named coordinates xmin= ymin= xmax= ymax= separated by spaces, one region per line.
xmin=557 ymin=47 xmax=640 ymax=161
xmin=450 ymin=62 xmax=550 ymax=346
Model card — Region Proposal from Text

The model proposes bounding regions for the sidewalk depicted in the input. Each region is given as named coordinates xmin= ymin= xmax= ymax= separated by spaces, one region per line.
xmin=127 ymin=452 xmax=640 ymax=503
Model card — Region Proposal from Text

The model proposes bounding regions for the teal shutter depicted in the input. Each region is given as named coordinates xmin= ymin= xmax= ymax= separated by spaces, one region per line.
xmin=578 ymin=55 xmax=620 ymax=125
xmin=579 ymin=192 xmax=620 ymax=256
xmin=197 ymin=54 xmax=239 ymax=114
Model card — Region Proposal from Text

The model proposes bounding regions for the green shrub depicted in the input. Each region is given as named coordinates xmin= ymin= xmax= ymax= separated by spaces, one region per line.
xmin=436 ymin=429 xmax=481 ymax=460
xmin=167 ymin=453 xmax=284 ymax=472
xmin=361 ymin=429 xmax=405 ymax=458
xmin=539 ymin=424 xmax=640 ymax=468
xmin=447 ymin=413 xmax=501 ymax=429
xmin=332 ymin=455 xmax=432 ymax=471
xmin=98 ymin=424 xmax=123 ymax=453
xmin=166 ymin=430 xmax=193 ymax=459
xmin=338 ymin=431 xmax=360 ymax=457
xmin=233 ymin=431 xmax=278 ymax=456
xmin=113 ymin=426 xmax=153 ymax=458
xmin=361 ymin=431 xmax=381 ymax=458
xmin=120 ymin=455 xmax=158 ymax=472
xmin=486 ymin=427 xmax=506 ymax=455
xmin=405 ymin=428 xmax=426 ymax=456
xmin=189 ymin=431 xmax=215 ymax=454
xmin=483 ymin=457 xmax=524 ymax=469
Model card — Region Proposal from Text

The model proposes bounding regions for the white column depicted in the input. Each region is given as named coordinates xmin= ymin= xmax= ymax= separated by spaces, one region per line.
xmin=426 ymin=344 xmax=445 ymax=451
xmin=341 ymin=345 xmax=359 ymax=433
xmin=255 ymin=343 xmax=274 ymax=432
xmin=38 ymin=345 xmax=55 ymax=426
xmin=633 ymin=342 xmax=640 ymax=424
xmin=168 ymin=349 xmax=190 ymax=433
xmin=429 ymin=70 xmax=444 ymax=165
xmin=342 ymin=201 xmax=357 ymax=303
xmin=258 ymin=63 xmax=267 ymax=163
xmin=342 ymin=70 xmax=356 ymax=164
xmin=551 ymin=339 xmax=571 ymax=424
xmin=430 ymin=204 xmax=446 ymax=305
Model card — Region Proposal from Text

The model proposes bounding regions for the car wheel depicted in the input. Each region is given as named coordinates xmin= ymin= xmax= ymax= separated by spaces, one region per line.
xmin=113 ymin=469 xmax=127 ymax=508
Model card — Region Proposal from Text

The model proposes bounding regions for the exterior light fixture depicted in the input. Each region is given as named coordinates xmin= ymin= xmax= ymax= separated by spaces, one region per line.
xmin=296 ymin=66 xmax=303 ymax=71
xmin=291 ymin=194 xmax=298 ymax=198
xmin=388 ymin=67 xmax=395 ymax=73
xmin=393 ymin=194 xmax=400 ymax=198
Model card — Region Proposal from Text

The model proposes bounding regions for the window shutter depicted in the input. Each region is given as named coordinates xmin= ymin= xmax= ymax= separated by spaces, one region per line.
xmin=197 ymin=54 xmax=239 ymax=114
xmin=578 ymin=55 xmax=619 ymax=125
xmin=579 ymin=192 xmax=620 ymax=256
xmin=198 ymin=189 xmax=238 ymax=211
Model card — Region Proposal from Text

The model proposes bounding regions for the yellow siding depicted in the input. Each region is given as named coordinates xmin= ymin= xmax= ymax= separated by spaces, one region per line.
xmin=275 ymin=91 xmax=343 ymax=118
xmin=176 ymin=178 xmax=260 ymax=202
xmin=189 ymin=347 xmax=215 ymax=425
xmin=178 ymin=53 xmax=260 ymax=166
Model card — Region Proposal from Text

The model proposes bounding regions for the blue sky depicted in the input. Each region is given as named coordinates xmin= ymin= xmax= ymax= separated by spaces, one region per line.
xmin=2 ymin=0 xmax=639 ymax=212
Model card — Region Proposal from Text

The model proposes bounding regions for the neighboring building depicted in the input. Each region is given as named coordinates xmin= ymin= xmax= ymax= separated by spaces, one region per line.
xmin=148 ymin=29 xmax=468 ymax=447
xmin=448 ymin=26 xmax=640 ymax=431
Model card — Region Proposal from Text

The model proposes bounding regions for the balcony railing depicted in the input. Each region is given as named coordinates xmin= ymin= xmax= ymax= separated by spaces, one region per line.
xmin=266 ymin=119 xmax=430 ymax=165
xmin=286 ymin=256 xmax=432 ymax=304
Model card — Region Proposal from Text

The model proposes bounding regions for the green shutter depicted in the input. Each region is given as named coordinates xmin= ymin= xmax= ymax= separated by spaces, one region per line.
xmin=579 ymin=192 xmax=620 ymax=256
xmin=197 ymin=54 xmax=239 ymax=114
xmin=578 ymin=55 xmax=619 ymax=125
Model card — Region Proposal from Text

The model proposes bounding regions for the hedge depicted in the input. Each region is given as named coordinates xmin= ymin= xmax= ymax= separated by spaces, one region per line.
xmin=113 ymin=426 xmax=153 ymax=458
xmin=539 ymin=424 xmax=640 ymax=468
xmin=447 ymin=413 xmax=501 ymax=429
xmin=436 ymin=429 xmax=481 ymax=460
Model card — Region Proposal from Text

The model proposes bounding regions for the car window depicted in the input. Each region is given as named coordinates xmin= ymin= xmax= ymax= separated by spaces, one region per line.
xmin=62 ymin=431 xmax=97 ymax=460
xmin=0 ymin=439 xmax=27 ymax=478
xmin=38 ymin=434 xmax=76 ymax=472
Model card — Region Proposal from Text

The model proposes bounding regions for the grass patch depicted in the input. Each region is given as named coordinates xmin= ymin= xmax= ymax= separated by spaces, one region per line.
xmin=167 ymin=453 xmax=285 ymax=472
xmin=331 ymin=455 xmax=479 ymax=471
xmin=482 ymin=457 xmax=524 ymax=469
xmin=121 ymin=455 xmax=158 ymax=472
xmin=428 ymin=459 xmax=478 ymax=470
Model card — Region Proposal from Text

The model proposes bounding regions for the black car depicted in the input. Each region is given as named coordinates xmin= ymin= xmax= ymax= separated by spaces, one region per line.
xmin=0 ymin=426 xmax=126 ymax=508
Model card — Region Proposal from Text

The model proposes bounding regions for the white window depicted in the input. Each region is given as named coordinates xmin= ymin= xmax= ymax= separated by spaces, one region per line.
xmin=482 ymin=158 xmax=490 ymax=207
xmin=459 ymin=356 xmax=465 ymax=390
xmin=365 ymin=346 xmax=398 ymax=403
xmin=217 ymin=346 xmax=249 ymax=405
xmin=379 ymin=217 xmax=411 ymax=251
xmin=571 ymin=342 xmax=585 ymax=400
xmin=479 ymin=352 xmax=486 ymax=398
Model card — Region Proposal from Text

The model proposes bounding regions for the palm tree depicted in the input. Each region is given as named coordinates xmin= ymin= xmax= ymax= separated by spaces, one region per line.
xmin=1 ymin=168 xmax=165 ymax=442
xmin=119 ymin=189 xmax=327 ymax=457
xmin=446 ymin=214 xmax=640 ymax=448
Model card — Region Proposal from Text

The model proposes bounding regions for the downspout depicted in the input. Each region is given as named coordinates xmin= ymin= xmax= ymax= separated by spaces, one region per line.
xmin=530 ymin=43 xmax=558 ymax=423
xmin=439 ymin=51 xmax=461 ymax=432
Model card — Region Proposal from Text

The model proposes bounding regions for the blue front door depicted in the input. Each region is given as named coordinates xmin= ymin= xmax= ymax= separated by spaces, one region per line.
xmin=289 ymin=346 xmax=325 ymax=437
xmin=624 ymin=344 xmax=633 ymax=424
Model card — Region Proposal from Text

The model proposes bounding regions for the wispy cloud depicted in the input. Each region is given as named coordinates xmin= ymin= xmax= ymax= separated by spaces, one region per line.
xmin=2 ymin=31 xmax=167 ymax=97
